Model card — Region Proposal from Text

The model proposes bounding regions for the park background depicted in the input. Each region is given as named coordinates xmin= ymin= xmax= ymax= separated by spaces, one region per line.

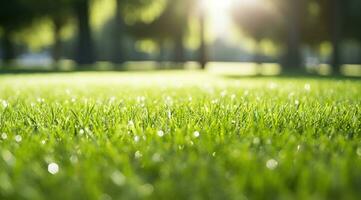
xmin=0 ymin=0 xmax=360 ymax=76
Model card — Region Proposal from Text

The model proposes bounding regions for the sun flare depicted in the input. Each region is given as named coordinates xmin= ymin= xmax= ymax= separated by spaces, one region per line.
xmin=201 ymin=0 xmax=235 ymax=37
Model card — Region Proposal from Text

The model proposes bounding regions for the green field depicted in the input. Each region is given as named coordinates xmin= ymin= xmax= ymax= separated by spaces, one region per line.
xmin=0 ymin=71 xmax=361 ymax=200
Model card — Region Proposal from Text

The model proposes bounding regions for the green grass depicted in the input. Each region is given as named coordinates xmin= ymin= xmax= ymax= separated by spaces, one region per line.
xmin=0 ymin=71 xmax=361 ymax=200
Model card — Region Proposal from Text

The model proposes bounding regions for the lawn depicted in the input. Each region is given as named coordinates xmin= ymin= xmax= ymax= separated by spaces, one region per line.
xmin=0 ymin=71 xmax=361 ymax=200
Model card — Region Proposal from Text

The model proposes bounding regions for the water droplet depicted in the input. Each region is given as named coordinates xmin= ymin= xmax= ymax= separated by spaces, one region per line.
xmin=266 ymin=159 xmax=278 ymax=170
xmin=304 ymin=84 xmax=311 ymax=91
xmin=14 ymin=135 xmax=22 ymax=143
xmin=79 ymin=129 xmax=85 ymax=135
xmin=193 ymin=131 xmax=200 ymax=138
xmin=2 ymin=100 xmax=9 ymax=108
xmin=48 ymin=162 xmax=59 ymax=174
xmin=111 ymin=170 xmax=126 ymax=186
xmin=167 ymin=110 xmax=172 ymax=119
xmin=1 ymin=133 xmax=7 ymax=140
xmin=157 ymin=130 xmax=164 ymax=137
xmin=128 ymin=120 xmax=134 ymax=128
xmin=134 ymin=136 xmax=140 ymax=143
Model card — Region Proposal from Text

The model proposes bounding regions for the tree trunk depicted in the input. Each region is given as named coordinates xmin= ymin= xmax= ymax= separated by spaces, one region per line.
xmin=283 ymin=0 xmax=302 ymax=73
xmin=330 ymin=0 xmax=342 ymax=75
xmin=199 ymin=12 xmax=207 ymax=70
xmin=254 ymin=39 xmax=262 ymax=65
xmin=173 ymin=32 xmax=184 ymax=65
xmin=158 ymin=40 xmax=165 ymax=63
xmin=75 ymin=0 xmax=95 ymax=66
xmin=2 ymin=29 xmax=15 ymax=65
xmin=111 ymin=0 xmax=125 ymax=66
xmin=52 ymin=18 xmax=63 ymax=70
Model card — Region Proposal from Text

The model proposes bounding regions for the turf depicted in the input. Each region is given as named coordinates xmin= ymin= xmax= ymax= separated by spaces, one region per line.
xmin=0 ymin=71 xmax=361 ymax=200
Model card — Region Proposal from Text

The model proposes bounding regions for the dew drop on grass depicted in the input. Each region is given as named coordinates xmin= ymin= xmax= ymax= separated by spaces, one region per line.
xmin=266 ymin=159 xmax=278 ymax=170
xmin=15 ymin=135 xmax=22 ymax=143
xmin=79 ymin=129 xmax=85 ymax=135
xmin=134 ymin=136 xmax=140 ymax=143
xmin=157 ymin=130 xmax=164 ymax=137
xmin=128 ymin=120 xmax=134 ymax=128
xmin=41 ymin=140 xmax=46 ymax=145
xmin=193 ymin=131 xmax=200 ymax=138
xmin=111 ymin=170 xmax=126 ymax=186
xmin=48 ymin=163 xmax=59 ymax=174
xmin=1 ymin=133 xmax=7 ymax=140
xmin=304 ymin=83 xmax=311 ymax=91
xmin=2 ymin=100 xmax=9 ymax=108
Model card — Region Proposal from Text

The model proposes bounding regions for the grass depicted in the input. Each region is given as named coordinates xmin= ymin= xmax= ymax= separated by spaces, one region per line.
xmin=0 ymin=71 xmax=361 ymax=200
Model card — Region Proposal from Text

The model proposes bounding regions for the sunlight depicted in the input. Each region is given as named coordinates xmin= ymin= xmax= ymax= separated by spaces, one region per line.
xmin=200 ymin=0 xmax=235 ymax=37
xmin=200 ymin=0 xmax=262 ymax=38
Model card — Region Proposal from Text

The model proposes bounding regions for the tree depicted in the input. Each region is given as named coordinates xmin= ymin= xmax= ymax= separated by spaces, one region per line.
xmin=232 ymin=1 xmax=282 ymax=64
xmin=0 ymin=0 xmax=35 ymax=65
xmin=276 ymin=0 xmax=305 ymax=72
xmin=128 ymin=0 xmax=191 ymax=65
xmin=110 ymin=0 xmax=157 ymax=65
xmin=73 ymin=0 xmax=94 ymax=66
xmin=28 ymin=0 xmax=73 ymax=68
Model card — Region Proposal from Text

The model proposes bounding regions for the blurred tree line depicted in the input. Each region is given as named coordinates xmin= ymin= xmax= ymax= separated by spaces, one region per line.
xmin=0 ymin=0 xmax=360 ymax=74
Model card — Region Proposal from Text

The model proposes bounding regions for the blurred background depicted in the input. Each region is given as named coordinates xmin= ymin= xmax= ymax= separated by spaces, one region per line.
xmin=0 ymin=0 xmax=360 ymax=76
